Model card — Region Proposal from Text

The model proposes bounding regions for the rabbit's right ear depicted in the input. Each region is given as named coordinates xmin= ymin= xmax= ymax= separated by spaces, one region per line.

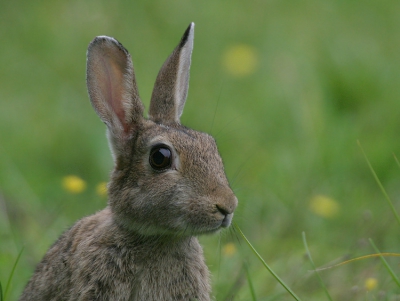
xmin=86 ymin=36 xmax=144 ymax=156
xmin=148 ymin=23 xmax=194 ymax=125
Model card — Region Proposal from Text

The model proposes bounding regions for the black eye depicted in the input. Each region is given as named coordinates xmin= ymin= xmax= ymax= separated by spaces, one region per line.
xmin=149 ymin=145 xmax=172 ymax=171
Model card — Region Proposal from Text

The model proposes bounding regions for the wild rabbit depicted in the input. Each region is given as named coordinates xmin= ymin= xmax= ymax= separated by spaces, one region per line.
xmin=20 ymin=22 xmax=238 ymax=301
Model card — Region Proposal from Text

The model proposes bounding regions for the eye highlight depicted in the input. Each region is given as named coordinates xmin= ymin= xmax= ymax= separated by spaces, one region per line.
xmin=149 ymin=145 xmax=172 ymax=171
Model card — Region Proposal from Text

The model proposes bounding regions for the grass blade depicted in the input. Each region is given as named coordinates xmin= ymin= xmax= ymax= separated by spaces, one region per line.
xmin=315 ymin=253 xmax=400 ymax=271
xmin=302 ymin=232 xmax=333 ymax=301
xmin=244 ymin=262 xmax=257 ymax=301
xmin=357 ymin=141 xmax=400 ymax=226
xmin=394 ymin=153 xmax=400 ymax=169
xmin=1 ymin=280 xmax=3 ymax=301
xmin=4 ymin=247 xmax=24 ymax=301
xmin=369 ymin=238 xmax=400 ymax=287
xmin=234 ymin=223 xmax=302 ymax=301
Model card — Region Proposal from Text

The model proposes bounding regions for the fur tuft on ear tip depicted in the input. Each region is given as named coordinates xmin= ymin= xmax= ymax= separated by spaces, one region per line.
xmin=180 ymin=23 xmax=195 ymax=48
xmin=87 ymin=36 xmax=131 ymax=61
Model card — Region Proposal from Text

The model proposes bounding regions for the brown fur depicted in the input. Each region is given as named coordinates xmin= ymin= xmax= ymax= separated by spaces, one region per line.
xmin=20 ymin=23 xmax=237 ymax=301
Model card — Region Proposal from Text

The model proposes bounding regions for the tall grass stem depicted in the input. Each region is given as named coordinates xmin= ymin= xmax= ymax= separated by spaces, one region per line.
xmin=302 ymin=232 xmax=333 ymax=301
xmin=4 ymin=247 xmax=24 ymax=301
xmin=358 ymin=141 xmax=400 ymax=227
xmin=244 ymin=262 xmax=257 ymax=301
xmin=234 ymin=223 xmax=302 ymax=301
xmin=369 ymin=238 xmax=400 ymax=287
xmin=394 ymin=153 xmax=400 ymax=169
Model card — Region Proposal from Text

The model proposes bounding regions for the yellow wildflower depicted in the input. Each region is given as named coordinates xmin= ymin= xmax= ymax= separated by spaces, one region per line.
xmin=309 ymin=195 xmax=339 ymax=218
xmin=222 ymin=243 xmax=237 ymax=257
xmin=62 ymin=175 xmax=86 ymax=194
xmin=364 ymin=277 xmax=378 ymax=291
xmin=222 ymin=44 xmax=258 ymax=77
xmin=96 ymin=182 xmax=108 ymax=197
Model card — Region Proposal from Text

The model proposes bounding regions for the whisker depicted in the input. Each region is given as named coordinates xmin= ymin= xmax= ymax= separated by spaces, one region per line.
xmin=210 ymin=80 xmax=226 ymax=135
xmin=213 ymin=113 xmax=243 ymax=140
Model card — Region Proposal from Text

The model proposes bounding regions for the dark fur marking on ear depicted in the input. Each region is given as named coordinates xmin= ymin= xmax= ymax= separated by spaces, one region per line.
xmin=179 ymin=23 xmax=193 ymax=48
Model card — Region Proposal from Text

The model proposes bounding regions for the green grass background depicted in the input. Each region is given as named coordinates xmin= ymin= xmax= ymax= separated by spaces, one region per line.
xmin=1 ymin=0 xmax=400 ymax=300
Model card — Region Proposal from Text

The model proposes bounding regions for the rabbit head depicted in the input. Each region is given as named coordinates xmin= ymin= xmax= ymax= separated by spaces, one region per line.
xmin=86 ymin=23 xmax=238 ymax=237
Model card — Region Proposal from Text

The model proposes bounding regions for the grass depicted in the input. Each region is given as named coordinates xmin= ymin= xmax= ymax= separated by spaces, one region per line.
xmin=302 ymin=232 xmax=333 ymax=301
xmin=244 ymin=262 xmax=257 ymax=301
xmin=236 ymin=224 xmax=302 ymax=301
xmin=358 ymin=141 xmax=400 ymax=227
xmin=369 ymin=239 xmax=400 ymax=288
xmin=1 ymin=0 xmax=400 ymax=300
xmin=1 ymin=248 xmax=23 ymax=301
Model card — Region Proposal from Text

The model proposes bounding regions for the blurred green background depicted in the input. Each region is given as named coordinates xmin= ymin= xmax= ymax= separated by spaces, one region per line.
xmin=1 ymin=0 xmax=400 ymax=300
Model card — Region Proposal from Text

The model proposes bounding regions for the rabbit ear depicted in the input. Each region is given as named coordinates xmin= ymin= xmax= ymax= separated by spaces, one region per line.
xmin=86 ymin=36 xmax=144 ymax=142
xmin=149 ymin=23 xmax=194 ymax=124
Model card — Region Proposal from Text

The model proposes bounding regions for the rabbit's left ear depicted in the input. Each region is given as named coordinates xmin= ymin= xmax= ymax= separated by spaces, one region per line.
xmin=149 ymin=23 xmax=194 ymax=125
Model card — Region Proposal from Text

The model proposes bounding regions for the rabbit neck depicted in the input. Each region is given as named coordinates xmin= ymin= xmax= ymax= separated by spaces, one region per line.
xmin=130 ymin=235 xmax=211 ymax=300
xmin=104 ymin=207 xmax=212 ymax=300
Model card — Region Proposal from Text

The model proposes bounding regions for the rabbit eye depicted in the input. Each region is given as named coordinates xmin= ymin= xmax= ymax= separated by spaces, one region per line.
xmin=149 ymin=145 xmax=172 ymax=171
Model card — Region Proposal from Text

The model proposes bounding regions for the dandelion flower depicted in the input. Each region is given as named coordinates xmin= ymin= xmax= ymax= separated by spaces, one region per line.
xmin=309 ymin=195 xmax=339 ymax=218
xmin=62 ymin=175 xmax=86 ymax=194
xmin=222 ymin=243 xmax=237 ymax=257
xmin=365 ymin=277 xmax=378 ymax=291
xmin=96 ymin=182 xmax=108 ymax=197
xmin=222 ymin=44 xmax=258 ymax=77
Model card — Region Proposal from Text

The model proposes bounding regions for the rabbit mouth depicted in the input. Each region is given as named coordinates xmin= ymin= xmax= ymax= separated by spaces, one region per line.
xmin=193 ymin=213 xmax=234 ymax=235
xmin=220 ymin=213 xmax=233 ymax=228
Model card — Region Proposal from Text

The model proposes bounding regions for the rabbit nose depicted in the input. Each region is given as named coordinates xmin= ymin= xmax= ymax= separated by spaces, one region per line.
xmin=216 ymin=195 xmax=238 ymax=228
xmin=216 ymin=204 xmax=232 ymax=216
xmin=220 ymin=193 xmax=238 ymax=215
xmin=216 ymin=195 xmax=238 ymax=215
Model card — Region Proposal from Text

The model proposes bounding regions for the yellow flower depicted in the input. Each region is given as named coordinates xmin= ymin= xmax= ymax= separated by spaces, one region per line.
xmin=309 ymin=195 xmax=339 ymax=218
xmin=96 ymin=182 xmax=108 ymax=197
xmin=222 ymin=243 xmax=237 ymax=257
xmin=222 ymin=44 xmax=258 ymax=77
xmin=62 ymin=175 xmax=86 ymax=194
xmin=365 ymin=277 xmax=378 ymax=291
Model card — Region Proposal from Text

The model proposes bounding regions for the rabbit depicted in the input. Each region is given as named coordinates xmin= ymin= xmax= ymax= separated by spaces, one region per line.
xmin=19 ymin=22 xmax=238 ymax=301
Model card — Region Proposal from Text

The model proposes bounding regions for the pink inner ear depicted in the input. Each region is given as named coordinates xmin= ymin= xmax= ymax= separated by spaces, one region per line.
xmin=101 ymin=55 xmax=130 ymax=134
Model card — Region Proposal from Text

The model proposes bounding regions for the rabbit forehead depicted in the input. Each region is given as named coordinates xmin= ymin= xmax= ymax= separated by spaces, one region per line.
xmin=145 ymin=125 xmax=219 ymax=158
